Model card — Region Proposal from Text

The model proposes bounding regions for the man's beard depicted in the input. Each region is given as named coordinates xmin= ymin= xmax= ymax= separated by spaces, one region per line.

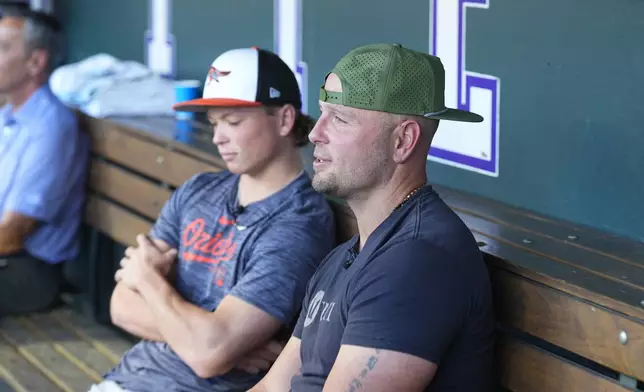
xmin=312 ymin=172 xmax=341 ymax=197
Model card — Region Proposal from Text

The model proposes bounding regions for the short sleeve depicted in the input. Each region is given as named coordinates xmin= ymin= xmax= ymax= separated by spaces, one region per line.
xmin=149 ymin=173 xmax=203 ymax=248
xmin=341 ymin=240 xmax=469 ymax=365
xmin=5 ymin=122 xmax=83 ymax=222
xmin=229 ymin=215 xmax=335 ymax=325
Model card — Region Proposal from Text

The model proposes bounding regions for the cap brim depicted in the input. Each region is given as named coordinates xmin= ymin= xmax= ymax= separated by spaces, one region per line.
xmin=173 ymin=98 xmax=262 ymax=112
xmin=425 ymin=108 xmax=484 ymax=123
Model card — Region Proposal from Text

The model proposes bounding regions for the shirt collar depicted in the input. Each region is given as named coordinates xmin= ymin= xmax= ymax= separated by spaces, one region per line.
xmin=0 ymin=105 xmax=12 ymax=128
xmin=1 ymin=83 xmax=52 ymax=127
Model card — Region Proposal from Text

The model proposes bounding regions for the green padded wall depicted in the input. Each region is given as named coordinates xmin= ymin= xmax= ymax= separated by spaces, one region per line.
xmin=171 ymin=0 xmax=273 ymax=81
xmin=56 ymin=0 xmax=147 ymax=63
xmin=55 ymin=0 xmax=644 ymax=241
xmin=56 ymin=0 xmax=273 ymax=77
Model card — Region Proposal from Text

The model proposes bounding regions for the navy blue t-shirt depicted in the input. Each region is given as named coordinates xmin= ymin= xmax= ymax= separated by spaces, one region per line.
xmin=291 ymin=185 xmax=495 ymax=391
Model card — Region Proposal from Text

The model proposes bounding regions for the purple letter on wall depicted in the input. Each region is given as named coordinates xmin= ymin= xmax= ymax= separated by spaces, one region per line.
xmin=429 ymin=0 xmax=501 ymax=177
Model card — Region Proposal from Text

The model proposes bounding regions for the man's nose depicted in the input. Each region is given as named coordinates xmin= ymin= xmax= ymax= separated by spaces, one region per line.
xmin=309 ymin=116 xmax=329 ymax=144
xmin=212 ymin=129 xmax=227 ymax=145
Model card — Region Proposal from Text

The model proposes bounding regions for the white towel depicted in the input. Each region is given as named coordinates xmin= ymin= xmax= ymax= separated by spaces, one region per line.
xmin=50 ymin=53 xmax=175 ymax=117
xmin=82 ymin=75 xmax=175 ymax=118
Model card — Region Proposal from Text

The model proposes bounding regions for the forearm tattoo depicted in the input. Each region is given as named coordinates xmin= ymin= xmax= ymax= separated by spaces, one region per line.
xmin=348 ymin=348 xmax=381 ymax=391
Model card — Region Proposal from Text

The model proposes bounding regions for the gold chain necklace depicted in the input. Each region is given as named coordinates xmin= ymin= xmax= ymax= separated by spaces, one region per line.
xmin=347 ymin=184 xmax=427 ymax=260
xmin=390 ymin=184 xmax=427 ymax=215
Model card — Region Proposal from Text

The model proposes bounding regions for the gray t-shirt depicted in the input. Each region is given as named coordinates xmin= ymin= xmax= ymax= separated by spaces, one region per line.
xmin=104 ymin=170 xmax=336 ymax=392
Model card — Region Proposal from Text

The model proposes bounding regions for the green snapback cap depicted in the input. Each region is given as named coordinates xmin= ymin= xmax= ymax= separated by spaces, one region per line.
xmin=320 ymin=43 xmax=483 ymax=123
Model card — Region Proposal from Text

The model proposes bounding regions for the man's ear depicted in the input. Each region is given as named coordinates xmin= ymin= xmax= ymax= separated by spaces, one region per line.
xmin=392 ymin=120 xmax=422 ymax=164
xmin=277 ymin=104 xmax=297 ymax=137
xmin=27 ymin=49 xmax=48 ymax=77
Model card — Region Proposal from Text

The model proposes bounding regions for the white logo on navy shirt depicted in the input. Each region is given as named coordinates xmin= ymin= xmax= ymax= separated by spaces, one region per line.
xmin=303 ymin=290 xmax=335 ymax=327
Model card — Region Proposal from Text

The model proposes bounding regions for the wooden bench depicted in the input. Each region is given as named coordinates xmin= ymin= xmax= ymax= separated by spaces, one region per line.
xmin=442 ymin=188 xmax=643 ymax=391
xmin=75 ymin=114 xmax=643 ymax=391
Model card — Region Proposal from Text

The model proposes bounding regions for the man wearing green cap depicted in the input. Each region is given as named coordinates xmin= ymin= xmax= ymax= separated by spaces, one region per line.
xmin=249 ymin=43 xmax=495 ymax=391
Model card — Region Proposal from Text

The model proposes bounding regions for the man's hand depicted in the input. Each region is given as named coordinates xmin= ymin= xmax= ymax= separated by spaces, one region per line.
xmin=109 ymin=235 xmax=176 ymax=341
xmin=0 ymin=211 xmax=39 ymax=254
xmin=234 ymin=340 xmax=285 ymax=375
xmin=115 ymin=234 xmax=177 ymax=290
xmin=122 ymin=234 xmax=177 ymax=277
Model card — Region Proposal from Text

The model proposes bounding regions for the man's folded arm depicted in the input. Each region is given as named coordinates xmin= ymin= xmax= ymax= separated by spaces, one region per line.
xmin=109 ymin=237 xmax=174 ymax=341
xmin=109 ymin=168 xmax=188 ymax=340
xmin=109 ymin=283 xmax=164 ymax=342
xmin=136 ymin=277 xmax=284 ymax=379
xmin=136 ymin=215 xmax=332 ymax=379
xmin=248 ymin=225 xmax=321 ymax=391
xmin=247 ymin=336 xmax=302 ymax=392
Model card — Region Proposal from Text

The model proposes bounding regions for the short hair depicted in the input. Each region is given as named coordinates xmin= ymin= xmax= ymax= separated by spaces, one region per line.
xmin=291 ymin=112 xmax=315 ymax=147
xmin=0 ymin=5 xmax=64 ymax=74
xmin=264 ymin=106 xmax=315 ymax=148
xmin=382 ymin=112 xmax=440 ymax=137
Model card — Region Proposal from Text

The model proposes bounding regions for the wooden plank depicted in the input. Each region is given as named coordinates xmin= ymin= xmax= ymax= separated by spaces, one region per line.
xmin=84 ymin=195 xmax=153 ymax=247
xmin=90 ymin=115 xmax=225 ymax=169
xmin=438 ymin=186 xmax=644 ymax=266
xmin=0 ymin=377 xmax=19 ymax=392
xmin=118 ymin=116 xmax=217 ymax=150
xmin=458 ymin=212 xmax=644 ymax=291
xmin=50 ymin=309 xmax=132 ymax=365
xmin=493 ymin=268 xmax=644 ymax=380
xmin=498 ymin=336 xmax=631 ymax=392
xmin=0 ymin=334 xmax=59 ymax=392
xmin=0 ymin=318 xmax=95 ymax=392
xmin=87 ymin=117 xmax=221 ymax=188
xmin=25 ymin=314 xmax=115 ymax=380
xmin=473 ymin=231 xmax=644 ymax=323
xmin=14 ymin=317 xmax=103 ymax=384
xmin=89 ymin=159 xmax=172 ymax=220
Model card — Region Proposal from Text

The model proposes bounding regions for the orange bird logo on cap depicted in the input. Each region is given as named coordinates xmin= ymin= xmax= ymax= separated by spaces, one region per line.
xmin=207 ymin=66 xmax=231 ymax=85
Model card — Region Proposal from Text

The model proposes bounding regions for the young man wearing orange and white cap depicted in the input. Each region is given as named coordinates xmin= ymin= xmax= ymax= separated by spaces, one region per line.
xmin=90 ymin=47 xmax=336 ymax=392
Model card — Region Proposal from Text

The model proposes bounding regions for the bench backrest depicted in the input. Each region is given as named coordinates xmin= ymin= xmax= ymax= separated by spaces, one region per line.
xmin=80 ymin=114 xmax=223 ymax=246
